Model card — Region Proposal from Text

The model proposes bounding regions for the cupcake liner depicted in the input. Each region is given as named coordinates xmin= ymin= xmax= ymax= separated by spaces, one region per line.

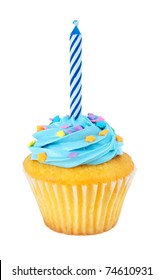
xmin=25 ymin=170 xmax=135 ymax=235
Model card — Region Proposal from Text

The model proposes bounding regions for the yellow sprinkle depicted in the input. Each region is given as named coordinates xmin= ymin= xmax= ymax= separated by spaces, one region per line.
xmin=37 ymin=125 xmax=45 ymax=132
xmin=28 ymin=140 xmax=36 ymax=147
xmin=38 ymin=152 xmax=47 ymax=162
xmin=56 ymin=130 xmax=66 ymax=137
xmin=85 ymin=135 xmax=96 ymax=143
xmin=116 ymin=135 xmax=123 ymax=142
xmin=99 ymin=129 xmax=109 ymax=136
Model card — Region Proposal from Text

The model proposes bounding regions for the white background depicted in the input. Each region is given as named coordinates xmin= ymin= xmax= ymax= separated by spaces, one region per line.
xmin=0 ymin=0 xmax=163 ymax=279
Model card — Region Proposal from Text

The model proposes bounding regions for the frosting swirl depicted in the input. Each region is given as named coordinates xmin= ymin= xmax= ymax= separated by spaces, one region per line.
xmin=28 ymin=114 xmax=123 ymax=168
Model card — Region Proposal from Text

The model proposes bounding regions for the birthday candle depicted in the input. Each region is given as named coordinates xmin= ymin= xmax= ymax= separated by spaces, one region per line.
xmin=70 ymin=20 xmax=82 ymax=119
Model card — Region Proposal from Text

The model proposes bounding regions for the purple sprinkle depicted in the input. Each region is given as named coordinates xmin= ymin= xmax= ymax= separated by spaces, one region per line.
xmin=67 ymin=130 xmax=73 ymax=134
xmin=88 ymin=113 xmax=95 ymax=120
xmin=68 ymin=152 xmax=78 ymax=158
xmin=74 ymin=125 xmax=83 ymax=131
xmin=61 ymin=125 xmax=70 ymax=129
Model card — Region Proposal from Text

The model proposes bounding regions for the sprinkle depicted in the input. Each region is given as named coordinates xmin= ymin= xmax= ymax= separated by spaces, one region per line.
xmin=56 ymin=130 xmax=66 ymax=137
xmin=38 ymin=152 xmax=47 ymax=162
xmin=85 ymin=135 xmax=96 ymax=143
xmin=92 ymin=117 xmax=104 ymax=123
xmin=92 ymin=116 xmax=105 ymax=122
xmin=74 ymin=125 xmax=83 ymax=131
xmin=96 ymin=121 xmax=106 ymax=129
xmin=37 ymin=125 xmax=45 ymax=132
xmin=42 ymin=125 xmax=48 ymax=130
xmin=116 ymin=135 xmax=123 ymax=142
xmin=49 ymin=115 xmax=60 ymax=122
xmin=28 ymin=140 xmax=36 ymax=147
xmin=67 ymin=130 xmax=73 ymax=134
xmin=60 ymin=125 xmax=70 ymax=129
xmin=88 ymin=113 xmax=95 ymax=120
xmin=98 ymin=116 xmax=105 ymax=121
xmin=99 ymin=129 xmax=109 ymax=136
xmin=68 ymin=152 xmax=78 ymax=158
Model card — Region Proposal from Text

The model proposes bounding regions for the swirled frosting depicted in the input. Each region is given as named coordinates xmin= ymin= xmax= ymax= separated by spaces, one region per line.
xmin=28 ymin=113 xmax=123 ymax=168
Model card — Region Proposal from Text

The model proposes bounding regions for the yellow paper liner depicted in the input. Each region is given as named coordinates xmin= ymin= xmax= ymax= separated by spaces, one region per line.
xmin=25 ymin=170 xmax=135 ymax=235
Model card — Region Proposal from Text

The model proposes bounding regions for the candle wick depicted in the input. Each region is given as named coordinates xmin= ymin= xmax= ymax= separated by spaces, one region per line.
xmin=73 ymin=20 xmax=79 ymax=26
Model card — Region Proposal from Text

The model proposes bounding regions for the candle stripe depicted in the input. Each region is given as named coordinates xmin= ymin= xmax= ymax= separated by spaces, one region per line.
xmin=70 ymin=62 xmax=82 ymax=86
xmin=70 ymin=97 xmax=82 ymax=118
xmin=70 ymin=86 xmax=82 ymax=110
xmin=76 ymin=106 xmax=82 ymax=119
xmin=70 ymin=36 xmax=78 ymax=50
xmin=70 ymin=22 xmax=82 ymax=119
xmin=70 ymin=78 xmax=81 ymax=99
xmin=70 ymin=85 xmax=82 ymax=109
xmin=70 ymin=74 xmax=82 ymax=97
xmin=70 ymin=61 xmax=82 ymax=85
xmin=70 ymin=52 xmax=82 ymax=75
xmin=70 ymin=58 xmax=82 ymax=90
xmin=70 ymin=37 xmax=82 ymax=60
xmin=70 ymin=35 xmax=81 ymax=52
xmin=70 ymin=84 xmax=82 ymax=104
xmin=70 ymin=40 xmax=82 ymax=66
xmin=70 ymin=48 xmax=82 ymax=69
xmin=71 ymin=99 xmax=82 ymax=117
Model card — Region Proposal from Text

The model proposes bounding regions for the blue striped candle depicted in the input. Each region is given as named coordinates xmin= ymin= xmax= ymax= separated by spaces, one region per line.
xmin=70 ymin=20 xmax=82 ymax=119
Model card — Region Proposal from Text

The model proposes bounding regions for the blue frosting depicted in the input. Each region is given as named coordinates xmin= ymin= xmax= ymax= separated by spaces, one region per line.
xmin=29 ymin=114 xmax=123 ymax=168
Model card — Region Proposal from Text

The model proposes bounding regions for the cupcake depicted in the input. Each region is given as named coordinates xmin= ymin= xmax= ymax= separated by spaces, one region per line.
xmin=23 ymin=21 xmax=135 ymax=235
xmin=23 ymin=113 xmax=135 ymax=235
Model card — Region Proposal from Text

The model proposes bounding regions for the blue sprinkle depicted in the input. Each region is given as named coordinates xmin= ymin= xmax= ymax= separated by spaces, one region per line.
xmin=96 ymin=121 xmax=106 ymax=129
xmin=50 ymin=115 xmax=60 ymax=123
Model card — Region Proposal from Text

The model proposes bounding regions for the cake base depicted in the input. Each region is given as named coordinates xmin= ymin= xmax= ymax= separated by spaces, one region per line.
xmin=24 ymin=153 xmax=135 ymax=235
